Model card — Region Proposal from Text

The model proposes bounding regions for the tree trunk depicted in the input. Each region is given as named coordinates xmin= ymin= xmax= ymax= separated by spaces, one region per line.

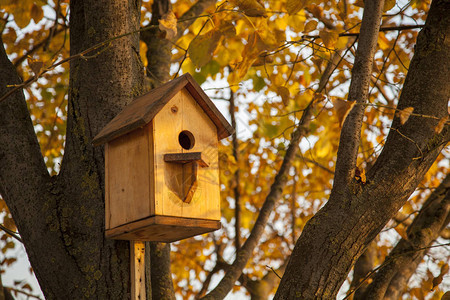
xmin=275 ymin=0 xmax=450 ymax=298
xmin=1 ymin=0 xmax=144 ymax=298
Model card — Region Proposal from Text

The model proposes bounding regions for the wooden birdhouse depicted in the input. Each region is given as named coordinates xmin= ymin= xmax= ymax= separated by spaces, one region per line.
xmin=92 ymin=73 xmax=233 ymax=242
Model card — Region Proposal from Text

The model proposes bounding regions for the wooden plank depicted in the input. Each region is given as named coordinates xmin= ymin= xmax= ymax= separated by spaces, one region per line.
xmin=108 ymin=127 xmax=151 ymax=228
xmin=153 ymin=88 xmax=221 ymax=220
xmin=130 ymin=241 xmax=146 ymax=300
xmin=184 ymin=77 xmax=235 ymax=140
xmin=92 ymin=76 xmax=188 ymax=146
xmin=146 ymin=123 xmax=155 ymax=222
xmin=105 ymin=144 xmax=110 ymax=229
xmin=106 ymin=215 xmax=221 ymax=242
xmin=92 ymin=73 xmax=234 ymax=146
xmin=164 ymin=152 xmax=208 ymax=167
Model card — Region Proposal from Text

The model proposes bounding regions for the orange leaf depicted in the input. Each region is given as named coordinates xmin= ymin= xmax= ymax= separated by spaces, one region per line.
xmin=319 ymin=30 xmax=339 ymax=48
xmin=332 ymin=97 xmax=355 ymax=127
xmin=384 ymin=0 xmax=396 ymax=12
xmin=30 ymin=4 xmax=44 ymax=24
xmin=27 ymin=57 xmax=44 ymax=75
xmin=397 ymin=107 xmax=414 ymax=125
xmin=433 ymin=263 xmax=450 ymax=290
xmin=277 ymin=86 xmax=290 ymax=106
xmin=434 ymin=116 xmax=448 ymax=134
xmin=286 ymin=0 xmax=308 ymax=15
xmin=354 ymin=0 xmax=364 ymax=7
xmin=355 ymin=167 xmax=366 ymax=184
xmin=159 ymin=10 xmax=177 ymax=40
xmin=304 ymin=20 xmax=318 ymax=32
xmin=229 ymin=0 xmax=267 ymax=17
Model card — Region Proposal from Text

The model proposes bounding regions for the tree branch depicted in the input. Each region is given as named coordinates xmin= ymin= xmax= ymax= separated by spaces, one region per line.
xmin=13 ymin=26 xmax=66 ymax=68
xmin=242 ymin=260 xmax=289 ymax=300
xmin=141 ymin=0 xmax=172 ymax=87
xmin=228 ymin=91 xmax=242 ymax=253
xmin=333 ymin=0 xmax=385 ymax=191
xmin=349 ymin=240 xmax=378 ymax=299
xmin=361 ymin=174 xmax=450 ymax=299
xmin=301 ymin=25 xmax=424 ymax=40
xmin=0 ymin=34 xmax=50 ymax=244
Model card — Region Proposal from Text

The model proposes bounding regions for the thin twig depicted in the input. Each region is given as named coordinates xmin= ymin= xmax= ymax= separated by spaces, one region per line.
xmin=1 ymin=25 xmax=159 ymax=103
xmin=302 ymin=24 xmax=424 ymax=40
xmin=6 ymin=286 xmax=42 ymax=299
xmin=0 ymin=224 xmax=23 ymax=243
xmin=389 ymin=127 xmax=424 ymax=160
xmin=265 ymin=265 xmax=282 ymax=279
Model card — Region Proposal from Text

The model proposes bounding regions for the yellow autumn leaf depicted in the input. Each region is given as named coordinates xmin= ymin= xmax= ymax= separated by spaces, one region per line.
xmin=378 ymin=33 xmax=391 ymax=50
xmin=218 ymin=20 xmax=236 ymax=38
xmin=227 ymin=71 xmax=241 ymax=92
xmin=159 ymin=10 xmax=177 ymax=40
xmin=434 ymin=116 xmax=448 ymax=134
xmin=331 ymin=97 xmax=355 ymax=127
xmin=397 ymin=106 xmax=414 ymax=125
xmin=229 ymin=0 xmax=267 ymax=17
xmin=188 ymin=30 xmax=222 ymax=68
xmin=286 ymin=0 xmax=308 ymax=15
xmin=304 ymin=20 xmax=318 ymax=33
xmin=231 ymin=32 xmax=263 ymax=81
xmin=319 ymin=30 xmax=339 ymax=48
xmin=255 ymin=19 xmax=282 ymax=50
xmin=355 ymin=167 xmax=366 ymax=184
xmin=335 ymin=35 xmax=349 ymax=50
xmin=277 ymin=86 xmax=290 ymax=106
xmin=139 ymin=41 xmax=148 ymax=66
xmin=287 ymin=13 xmax=306 ymax=31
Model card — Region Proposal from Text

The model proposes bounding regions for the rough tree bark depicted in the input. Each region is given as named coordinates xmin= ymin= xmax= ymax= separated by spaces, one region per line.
xmin=361 ymin=174 xmax=450 ymax=299
xmin=275 ymin=0 xmax=449 ymax=298
xmin=1 ymin=0 xmax=143 ymax=298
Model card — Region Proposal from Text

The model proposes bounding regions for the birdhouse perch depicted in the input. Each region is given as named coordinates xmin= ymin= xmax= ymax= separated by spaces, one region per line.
xmin=93 ymin=73 xmax=234 ymax=242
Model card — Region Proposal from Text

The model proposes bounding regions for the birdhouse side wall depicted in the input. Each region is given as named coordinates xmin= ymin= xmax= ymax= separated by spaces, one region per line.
xmin=153 ymin=88 xmax=220 ymax=220
xmin=105 ymin=126 xmax=155 ymax=229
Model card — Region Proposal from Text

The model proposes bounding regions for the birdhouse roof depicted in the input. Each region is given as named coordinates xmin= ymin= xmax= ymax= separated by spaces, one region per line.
xmin=92 ymin=73 xmax=234 ymax=146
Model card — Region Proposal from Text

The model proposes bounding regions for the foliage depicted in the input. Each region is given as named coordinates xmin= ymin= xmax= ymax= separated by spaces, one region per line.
xmin=0 ymin=0 xmax=449 ymax=298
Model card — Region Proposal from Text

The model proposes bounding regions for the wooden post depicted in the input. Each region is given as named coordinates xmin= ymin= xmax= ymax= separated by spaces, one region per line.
xmin=131 ymin=241 xmax=146 ymax=299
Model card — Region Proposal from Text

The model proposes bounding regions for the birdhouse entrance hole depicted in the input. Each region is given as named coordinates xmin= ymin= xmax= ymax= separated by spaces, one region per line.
xmin=178 ymin=130 xmax=195 ymax=150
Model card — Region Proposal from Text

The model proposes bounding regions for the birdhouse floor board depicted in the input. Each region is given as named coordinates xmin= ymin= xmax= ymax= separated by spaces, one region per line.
xmin=105 ymin=215 xmax=221 ymax=243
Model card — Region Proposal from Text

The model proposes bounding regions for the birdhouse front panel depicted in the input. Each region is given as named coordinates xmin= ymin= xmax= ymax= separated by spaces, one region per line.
xmin=153 ymin=87 xmax=220 ymax=220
